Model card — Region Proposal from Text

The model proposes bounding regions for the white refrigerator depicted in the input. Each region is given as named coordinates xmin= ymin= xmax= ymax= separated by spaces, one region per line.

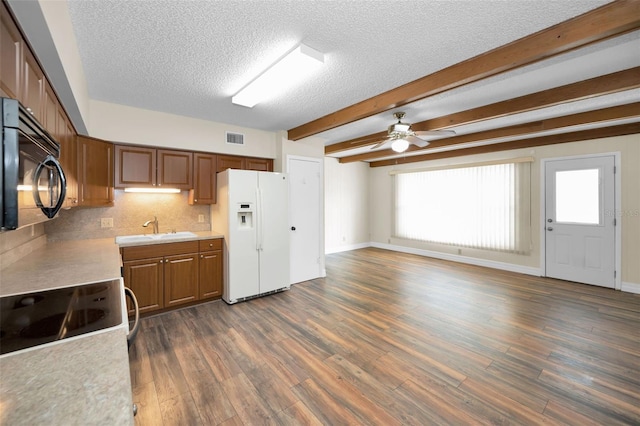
xmin=211 ymin=169 xmax=290 ymax=304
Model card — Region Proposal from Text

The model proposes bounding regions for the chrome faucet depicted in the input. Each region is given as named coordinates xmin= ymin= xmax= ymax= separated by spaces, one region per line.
xmin=143 ymin=216 xmax=159 ymax=234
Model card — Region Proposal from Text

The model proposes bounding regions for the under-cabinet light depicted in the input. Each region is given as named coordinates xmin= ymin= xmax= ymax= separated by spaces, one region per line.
xmin=232 ymin=43 xmax=324 ymax=108
xmin=124 ymin=188 xmax=181 ymax=194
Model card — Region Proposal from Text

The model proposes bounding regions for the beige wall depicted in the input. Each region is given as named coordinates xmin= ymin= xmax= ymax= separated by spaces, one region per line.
xmin=37 ymin=0 xmax=91 ymax=128
xmin=88 ymin=100 xmax=277 ymax=158
xmin=366 ymin=135 xmax=640 ymax=287
xmin=325 ymin=158 xmax=370 ymax=253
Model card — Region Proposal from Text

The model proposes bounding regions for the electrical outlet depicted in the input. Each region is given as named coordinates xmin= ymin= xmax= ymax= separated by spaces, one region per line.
xmin=100 ymin=218 xmax=113 ymax=228
xmin=198 ymin=214 xmax=205 ymax=223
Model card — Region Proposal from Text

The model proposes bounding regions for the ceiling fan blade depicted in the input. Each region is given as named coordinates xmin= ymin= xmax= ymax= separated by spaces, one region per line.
xmin=414 ymin=129 xmax=456 ymax=137
xmin=370 ymin=138 xmax=391 ymax=150
xmin=406 ymin=135 xmax=429 ymax=148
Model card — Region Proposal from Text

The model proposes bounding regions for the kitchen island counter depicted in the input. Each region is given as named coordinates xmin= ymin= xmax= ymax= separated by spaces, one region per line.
xmin=0 ymin=238 xmax=133 ymax=425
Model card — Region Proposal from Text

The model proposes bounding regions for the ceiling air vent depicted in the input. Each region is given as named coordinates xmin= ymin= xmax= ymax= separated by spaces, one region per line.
xmin=226 ymin=132 xmax=245 ymax=145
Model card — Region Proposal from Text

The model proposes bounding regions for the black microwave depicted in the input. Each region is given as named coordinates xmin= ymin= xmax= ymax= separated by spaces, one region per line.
xmin=1 ymin=97 xmax=66 ymax=231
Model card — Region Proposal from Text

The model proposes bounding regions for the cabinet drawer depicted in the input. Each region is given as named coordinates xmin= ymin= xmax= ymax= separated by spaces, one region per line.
xmin=199 ymin=238 xmax=222 ymax=251
xmin=121 ymin=241 xmax=199 ymax=261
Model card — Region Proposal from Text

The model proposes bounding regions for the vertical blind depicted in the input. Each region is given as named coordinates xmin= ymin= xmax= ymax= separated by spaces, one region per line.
xmin=394 ymin=161 xmax=531 ymax=253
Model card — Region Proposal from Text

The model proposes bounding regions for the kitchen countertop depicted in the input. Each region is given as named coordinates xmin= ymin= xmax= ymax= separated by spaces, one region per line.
xmin=0 ymin=238 xmax=133 ymax=425
xmin=115 ymin=229 xmax=224 ymax=248
xmin=1 ymin=238 xmax=122 ymax=296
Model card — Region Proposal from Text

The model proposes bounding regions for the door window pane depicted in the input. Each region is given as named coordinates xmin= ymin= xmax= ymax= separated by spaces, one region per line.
xmin=555 ymin=169 xmax=600 ymax=224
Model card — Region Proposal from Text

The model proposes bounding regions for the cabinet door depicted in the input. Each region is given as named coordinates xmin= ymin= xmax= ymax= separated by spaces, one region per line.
xmin=245 ymin=158 xmax=273 ymax=172
xmin=199 ymin=250 xmax=222 ymax=299
xmin=0 ymin=5 xmax=22 ymax=99
xmin=77 ymin=136 xmax=114 ymax=206
xmin=22 ymin=48 xmax=44 ymax=121
xmin=217 ymin=155 xmax=244 ymax=172
xmin=115 ymin=145 xmax=156 ymax=188
xmin=190 ymin=153 xmax=216 ymax=204
xmin=58 ymin=112 xmax=77 ymax=208
xmin=42 ymin=81 xmax=58 ymax=132
xmin=164 ymin=253 xmax=199 ymax=308
xmin=157 ymin=149 xmax=192 ymax=189
xmin=123 ymin=257 xmax=164 ymax=314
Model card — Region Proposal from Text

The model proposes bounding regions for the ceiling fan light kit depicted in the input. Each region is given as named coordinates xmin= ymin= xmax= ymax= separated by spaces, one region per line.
xmin=391 ymin=139 xmax=410 ymax=152
xmin=371 ymin=112 xmax=455 ymax=152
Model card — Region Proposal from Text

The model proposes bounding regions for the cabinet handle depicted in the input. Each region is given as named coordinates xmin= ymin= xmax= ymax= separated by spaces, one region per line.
xmin=208 ymin=243 xmax=213 ymax=247
xmin=159 ymin=259 xmax=163 ymax=264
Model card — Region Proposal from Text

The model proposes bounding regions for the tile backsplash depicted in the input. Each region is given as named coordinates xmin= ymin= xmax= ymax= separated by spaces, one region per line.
xmin=45 ymin=190 xmax=211 ymax=241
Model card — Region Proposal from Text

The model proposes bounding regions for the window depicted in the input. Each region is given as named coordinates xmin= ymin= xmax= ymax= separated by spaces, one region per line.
xmin=394 ymin=160 xmax=531 ymax=253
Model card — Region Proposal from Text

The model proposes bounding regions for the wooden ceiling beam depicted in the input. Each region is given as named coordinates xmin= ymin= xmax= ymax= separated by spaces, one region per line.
xmin=324 ymin=131 xmax=387 ymax=155
xmin=369 ymin=122 xmax=640 ymax=167
xmin=412 ymin=67 xmax=640 ymax=131
xmin=338 ymin=102 xmax=640 ymax=163
xmin=332 ymin=67 xmax=640 ymax=159
xmin=289 ymin=0 xmax=640 ymax=141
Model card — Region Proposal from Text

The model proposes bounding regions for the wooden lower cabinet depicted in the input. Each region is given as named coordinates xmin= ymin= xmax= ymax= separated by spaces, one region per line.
xmin=122 ymin=257 xmax=164 ymax=314
xmin=199 ymin=239 xmax=223 ymax=299
xmin=164 ymin=252 xmax=199 ymax=308
xmin=121 ymin=239 xmax=223 ymax=315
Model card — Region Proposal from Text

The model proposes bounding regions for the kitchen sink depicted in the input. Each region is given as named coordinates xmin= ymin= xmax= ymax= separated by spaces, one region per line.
xmin=115 ymin=232 xmax=197 ymax=244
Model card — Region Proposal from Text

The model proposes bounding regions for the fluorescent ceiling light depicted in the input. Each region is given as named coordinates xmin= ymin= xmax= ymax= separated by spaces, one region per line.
xmin=124 ymin=188 xmax=181 ymax=193
xmin=232 ymin=44 xmax=324 ymax=108
xmin=391 ymin=139 xmax=410 ymax=153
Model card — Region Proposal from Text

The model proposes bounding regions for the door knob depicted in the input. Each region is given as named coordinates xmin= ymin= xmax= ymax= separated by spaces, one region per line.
xmin=547 ymin=227 xmax=553 ymax=231
xmin=291 ymin=226 xmax=296 ymax=231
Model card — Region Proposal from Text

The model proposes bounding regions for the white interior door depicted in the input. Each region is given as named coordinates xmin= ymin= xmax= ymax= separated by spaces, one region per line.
xmin=544 ymin=155 xmax=615 ymax=288
xmin=288 ymin=156 xmax=322 ymax=284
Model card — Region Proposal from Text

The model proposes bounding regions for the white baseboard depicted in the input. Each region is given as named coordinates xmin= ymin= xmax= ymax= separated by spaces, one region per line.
xmin=325 ymin=242 xmax=371 ymax=255
xmin=621 ymin=281 xmax=640 ymax=294
xmin=369 ymin=242 xmax=541 ymax=276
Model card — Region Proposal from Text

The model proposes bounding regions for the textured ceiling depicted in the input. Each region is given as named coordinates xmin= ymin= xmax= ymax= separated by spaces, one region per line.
xmin=64 ymin=0 xmax=614 ymax=136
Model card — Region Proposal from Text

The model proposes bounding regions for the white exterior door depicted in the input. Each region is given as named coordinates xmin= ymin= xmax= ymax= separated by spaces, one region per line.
xmin=288 ymin=156 xmax=323 ymax=284
xmin=544 ymin=155 xmax=616 ymax=288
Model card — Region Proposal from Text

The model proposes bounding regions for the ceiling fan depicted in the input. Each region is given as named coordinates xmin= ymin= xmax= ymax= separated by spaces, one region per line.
xmin=371 ymin=112 xmax=455 ymax=152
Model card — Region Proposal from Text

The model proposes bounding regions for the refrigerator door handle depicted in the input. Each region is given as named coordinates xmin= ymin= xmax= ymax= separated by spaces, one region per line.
xmin=256 ymin=187 xmax=263 ymax=251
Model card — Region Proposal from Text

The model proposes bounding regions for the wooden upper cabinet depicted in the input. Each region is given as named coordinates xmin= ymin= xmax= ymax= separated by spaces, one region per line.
xmin=0 ymin=5 xmax=22 ymax=99
xmin=115 ymin=145 xmax=156 ymax=187
xmin=22 ymin=48 xmax=44 ymax=122
xmin=58 ymin=111 xmax=77 ymax=208
xmin=189 ymin=152 xmax=217 ymax=205
xmin=77 ymin=136 xmax=114 ymax=207
xmin=217 ymin=154 xmax=273 ymax=172
xmin=245 ymin=158 xmax=273 ymax=172
xmin=115 ymin=145 xmax=192 ymax=189
xmin=217 ymin=155 xmax=244 ymax=171
xmin=157 ymin=149 xmax=192 ymax=189
xmin=42 ymin=81 xmax=58 ymax=131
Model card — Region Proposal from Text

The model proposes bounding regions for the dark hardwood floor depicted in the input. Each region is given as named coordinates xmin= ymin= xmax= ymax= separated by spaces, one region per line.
xmin=128 ymin=247 xmax=640 ymax=425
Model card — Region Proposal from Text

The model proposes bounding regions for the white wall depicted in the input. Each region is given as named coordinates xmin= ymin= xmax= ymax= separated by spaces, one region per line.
xmin=367 ymin=135 xmax=640 ymax=288
xmin=325 ymin=158 xmax=370 ymax=253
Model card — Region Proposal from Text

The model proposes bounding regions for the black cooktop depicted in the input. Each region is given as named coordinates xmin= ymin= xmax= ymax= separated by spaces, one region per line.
xmin=0 ymin=279 xmax=123 ymax=355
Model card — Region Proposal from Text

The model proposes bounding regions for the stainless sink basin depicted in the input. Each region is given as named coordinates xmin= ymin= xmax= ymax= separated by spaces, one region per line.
xmin=115 ymin=232 xmax=197 ymax=244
